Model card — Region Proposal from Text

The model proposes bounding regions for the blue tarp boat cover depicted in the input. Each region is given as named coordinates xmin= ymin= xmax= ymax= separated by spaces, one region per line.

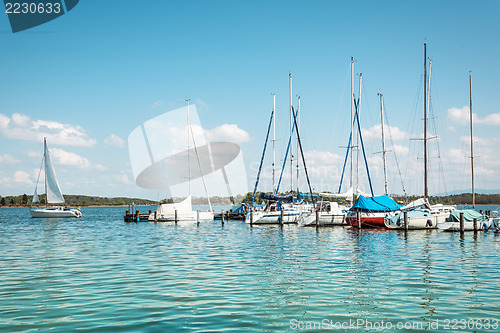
xmin=350 ymin=195 xmax=401 ymax=212
xmin=259 ymin=191 xmax=294 ymax=203
xmin=446 ymin=209 xmax=487 ymax=222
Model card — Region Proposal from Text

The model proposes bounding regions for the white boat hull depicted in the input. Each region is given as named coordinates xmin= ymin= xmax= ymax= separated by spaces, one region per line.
xmin=244 ymin=210 xmax=299 ymax=224
xmin=385 ymin=212 xmax=449 ymax=229
xmin=148 ymin=211 xmax=214 ymax=222
xmin=437 ymin=220 xmax=491 ymax=231
xmin=298 ymin=211 xmax=346 ymax=226
xmin=30 ymin=207 xmax=82 ymax=218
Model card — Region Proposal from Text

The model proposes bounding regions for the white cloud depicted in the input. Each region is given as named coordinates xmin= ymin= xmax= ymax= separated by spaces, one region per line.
xmin=447 ymin=106 xmax=470 ymax=125
xmin=0 ymin=154 xmax=20 ymax=164
xmin=50 ymin=148 xmax=91 ymax=168
xmin=0 ymin=113 xmax=96 ymax=147
xmin=479 ymin=113 xmax=500 ymax=125
xmin=205 ymin=124 xmax=251 ymax=143
xmin=104 ymin=134 xmax=125 ymax=148
xmin=113 ymin=171 xmax=132 ymax=184
xmin=392 ymin=144 xmax=409 ymax=156
xmin=447 ymin=106 xmax=500 ymax=126
xmin=13 ymin=170 xmax=32 ymax=184
xmin=362 ymin=124 xmax=408 ymax=141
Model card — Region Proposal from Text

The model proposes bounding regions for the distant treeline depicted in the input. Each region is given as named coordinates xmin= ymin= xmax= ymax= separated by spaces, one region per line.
xmin=2 ymin=192 xmax=499 ymax=208
xmin=0 ymin=194 xmax=155 ymax=207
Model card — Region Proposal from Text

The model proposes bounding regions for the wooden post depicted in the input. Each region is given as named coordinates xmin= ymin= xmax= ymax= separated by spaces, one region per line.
xmin=221 ymin=209 xmax=225 ymax=226
xmin=250 ymin=209 xmax=253 ymax=226
xmin=460 ymin=212 xmax=464 ymax=235
xmin=315 ymin=209 xmax=319 ymax=229
xmin=135 ymin=210 xmax=139 ymax=222
xmin=280 ymin=209 xmax=284 ymax=227
xmin=197 ymin=210 xmax=200 ymax=226
xmin=154 ymin=210 xmax=157 ymax=222
xmin=357 ymin=211 xmax=361 ymax=229
xmin=473 ymin=218 xmax=477 ymax=233
xmin=404 ymin=211 xmax=408 ymax=232
xmin=175 ymin=209 xmax=178 ymax=225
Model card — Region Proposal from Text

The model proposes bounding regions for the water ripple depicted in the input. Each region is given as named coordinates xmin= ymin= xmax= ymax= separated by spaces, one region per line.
xmin=0 ymin=207 xmax=499 ymax=332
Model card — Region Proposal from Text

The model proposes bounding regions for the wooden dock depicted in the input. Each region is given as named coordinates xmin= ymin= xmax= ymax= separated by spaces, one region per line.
xmin=124 ymin=209 xmax=151 ymax=222
xmin=214 ymin=210 xmax=245 ymax=221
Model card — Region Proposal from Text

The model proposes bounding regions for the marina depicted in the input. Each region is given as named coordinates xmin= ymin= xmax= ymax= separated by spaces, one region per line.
xmin=1 ymin=206 xmax=499 ymax=332
xmin=2 ymin=1 xmax=500 ymax=332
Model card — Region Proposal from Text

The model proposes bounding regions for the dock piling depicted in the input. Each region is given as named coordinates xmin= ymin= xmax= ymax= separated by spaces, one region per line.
xmin=315 ymin=209 xmax=319 ymax=229
xmin=404 ymin=211 xmax=408 ymax=232
xmin=175 ymin=210 xmax=178 ymax=225
xmin=221 ymin=209 xmax=225 ymax=226
xmin=197 ymin=210 xmax=200 ymax=226
xmin=460 ymin=212 xmax=464 ymax=235
xmin=473 ymin=218 xmax=477 ymax=233
xmin=280 ymin=209 xmax=284 ymax=227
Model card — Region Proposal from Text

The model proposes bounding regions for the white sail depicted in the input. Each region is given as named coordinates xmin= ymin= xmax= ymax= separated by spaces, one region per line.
xmin=32 ymin=187 xmax=39 ymax=203
xmin=44 ymin=140 xmax=65 ymax=204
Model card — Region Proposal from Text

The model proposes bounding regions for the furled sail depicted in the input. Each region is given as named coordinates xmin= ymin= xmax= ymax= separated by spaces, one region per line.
xmin=44 ymin=140 xmax=65 ymax=204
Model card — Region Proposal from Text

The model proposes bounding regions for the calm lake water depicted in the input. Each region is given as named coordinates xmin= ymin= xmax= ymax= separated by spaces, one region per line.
xmin=0 ymin=206 xmax=499 ymax=332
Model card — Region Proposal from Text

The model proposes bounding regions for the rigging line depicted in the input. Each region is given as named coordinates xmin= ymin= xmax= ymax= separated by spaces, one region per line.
xmin=354 ymin=98 xmax=374 ymax=196
xmin=428 ymin=87 xmax=449 ymax=195
xmin=188 ymin=119 xmax=212 ymax=211
xmin=382 ymin=99 xmax=407 ymax=198
xmin=275 ymin=118 xmax=296 ymax=194
xmin=251 ymin=108 xmax=275 ymax=203
xmin=338 ymin=125 xmax=353 ymax=194
xmin=338 ymin=95 xmax=358 ymax=194
xmin=330 ymin=62 xmax=352 ymax=146
xmin=291 ymin=106 xmax=315 ymax=205
xmin=32 ymin=151 xmax=45 ymax=205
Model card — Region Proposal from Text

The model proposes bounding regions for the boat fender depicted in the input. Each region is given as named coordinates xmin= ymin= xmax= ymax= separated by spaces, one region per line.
xmin=426 ymin=219 xmax=432 ymax=227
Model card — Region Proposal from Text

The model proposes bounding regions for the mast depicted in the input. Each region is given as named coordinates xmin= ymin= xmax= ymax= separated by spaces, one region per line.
xmin=289 ymin=73 xmax=293 ymax=194
xmin=185 ymin=98 xmax=191 ymax=196
xmin=423 ymin=43 xmax=428 ymax=199
xmin=296 ymin=95 xmax=301 ymax=192
xmin=272 ymin=93 xmax=276 ymax=193
xmin=350 ymin=57 xmax=354 ymax=190
xmin=470 ymin=74 xmax=475 ymax=208
xmin=378 ymin=93 xmax=388 ymax=195
xmin=356 ymin=73 xmax=362 ymax=195
xmin=44 ymin=137 xmax=48 ymax=205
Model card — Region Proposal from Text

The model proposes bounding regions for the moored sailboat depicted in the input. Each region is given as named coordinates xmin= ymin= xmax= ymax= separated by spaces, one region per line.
xmin=148 ymin=101 xmax=214 ymax=222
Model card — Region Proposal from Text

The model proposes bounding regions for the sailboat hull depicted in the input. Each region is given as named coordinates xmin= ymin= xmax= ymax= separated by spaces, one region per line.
xmin=30 ymin=207 xmax=82 ymax=218
xmin=244 ymin=210 xmax=299 ymax=224
xmin=298 ymin=211 xmax=346 ymax=226
xmin=346 ymin=212 xmax=387 ymax=228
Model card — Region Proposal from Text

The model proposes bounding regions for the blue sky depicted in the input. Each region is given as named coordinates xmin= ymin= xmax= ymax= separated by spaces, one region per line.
xmin=1 ymin=0 xmax=500 ymax=200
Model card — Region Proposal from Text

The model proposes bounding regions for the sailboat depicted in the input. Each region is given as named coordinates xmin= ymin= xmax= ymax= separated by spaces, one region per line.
xmin=437 ymin=74 xmax=491 ymax=231
xmin=148 ymin=101 xmax=214 ymax=222
xmin=246 ymin=75 xmax=316 ymax=224
xmin=245 ymin=84 xmax=303 ymax=225
xmin=385 ymin=44 xmax=455 ymax=229
xmin=30 ymin=138 xmax=82 ymax=218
